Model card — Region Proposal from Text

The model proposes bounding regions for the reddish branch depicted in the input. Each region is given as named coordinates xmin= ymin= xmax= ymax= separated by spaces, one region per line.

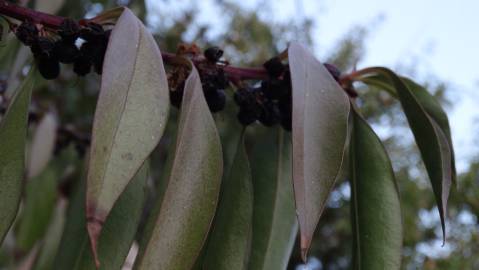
xmin=0 ymin=0 xmax=356 ymax=94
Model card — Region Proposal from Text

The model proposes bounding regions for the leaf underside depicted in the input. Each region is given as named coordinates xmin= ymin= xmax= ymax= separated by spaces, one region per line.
xmin=288 ymin=42 xmax=351 ymax=259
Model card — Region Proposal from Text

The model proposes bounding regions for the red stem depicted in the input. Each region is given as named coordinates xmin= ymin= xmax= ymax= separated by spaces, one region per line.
xmin=0 ymin=0 xmax=357 ymax=97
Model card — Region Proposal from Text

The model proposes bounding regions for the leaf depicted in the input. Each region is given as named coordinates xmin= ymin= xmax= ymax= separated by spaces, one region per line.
xmin=85 ymin=7 xmax=169 ymax=260
xmin=27 ymin=111 xmax=58 ymax=179
xmin=248 ymin=127 xmax=298 ymax=270
xmin=288 ymin=42 xmax=351 ymax=258
xmin=134 ymin=67 xmax=223 ymax=270
xmin=33 ymin=198 xmax=67 ymax=270
xmin=350 ymin=107 xmax=403 ymax=270
xmin=0 ymin=66 xmax=37 ymax=243
xmin=15 ymin=166 xmax=58 ymax=252
xmin=53 ymin=161 xmax=149 ymax=270
xmin=202 ymin=132 xmax=253 ymax=270
xmin=354 ymin=67 xmax=453 ymax=240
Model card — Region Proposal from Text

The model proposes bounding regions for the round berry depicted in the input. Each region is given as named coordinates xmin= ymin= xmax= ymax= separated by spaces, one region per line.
xmin=206 ymin=90 xmax=226 ymax=113
xmin=204 ymin=47 xmax=223 ymax=63
xmin=73 ymin=57 xmax=92 ymax=76
xmin=37 ymin=56 xmax=60 ymax=80
xmin=258 ymin=101 xmax=281 ymax=126
xmin=237 ymin=109 xmax=257 ymax=126
xmin=54 ymin=40 xmax=80 ymax=64
xmin=15 ymin=22 xmax=38 ymax=46
xmin=59 ymin=18 xmax=80 ymax=42
xmin=263 ymin=57 xmax=285 ymax=78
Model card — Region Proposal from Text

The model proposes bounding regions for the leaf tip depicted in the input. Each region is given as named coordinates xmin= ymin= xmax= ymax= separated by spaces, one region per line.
xmin=87 ymin=218 xmax=103 ymax=269
xmin=300 ymin=234 xmax=311 ymax=263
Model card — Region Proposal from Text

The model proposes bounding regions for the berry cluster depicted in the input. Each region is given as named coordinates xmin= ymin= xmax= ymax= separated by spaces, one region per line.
xmin=234 ymin=58 xmax=343 ymax=131
xmin=15 ymin=19 xmax=111 ymax=80
xmin=169 ymin=47 xmax=227 ymax=113
xmin=234 ymin=57 xmax=292 ymax=130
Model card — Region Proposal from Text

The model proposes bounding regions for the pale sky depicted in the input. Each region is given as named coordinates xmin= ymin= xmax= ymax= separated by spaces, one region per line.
xmin=148 ymin=0 xmax=479 ymax=172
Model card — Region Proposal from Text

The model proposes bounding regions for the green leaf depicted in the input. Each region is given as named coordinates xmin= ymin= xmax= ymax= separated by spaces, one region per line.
xmin=0 ymin=66 xmax=37 ymax=243
xmin=85 ymin=7 xmax=169 ymax=257
xmin=288 ymin=42 xmax=351 ymax=258
xmin=134 ymin=67 xmax=223 ymax=270
xmin=15 ymin=166 xmax=58 ymax=252
xmin=350 ymin=107 xmax=402 ymax=270
xmin=355 ymin=67 xmax=453 ymax=240
xmin=248 ymin=127 xmax=297 ymax=270
xmin=202 ymin=132 xmax=253 ymax=270
xmin=33 ymin=199 xmax=67 ymax=270
xmin=53 ymin=161 xmax=149 ymax=270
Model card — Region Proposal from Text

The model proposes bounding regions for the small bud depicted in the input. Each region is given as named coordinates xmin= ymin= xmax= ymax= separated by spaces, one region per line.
xmin=263 ymin=57 xmax=285 ymax=78
xmin=73 ymin=57 xmax=92 ymax=76
xmin=15 ymin=22 xmax=38 ymax=46
xmin=204 ymin=47 xmax=223 ymax=63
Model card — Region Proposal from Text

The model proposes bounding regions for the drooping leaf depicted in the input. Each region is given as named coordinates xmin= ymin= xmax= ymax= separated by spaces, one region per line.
xmin=15 ymin=166 xmax=58 ymax=252
xmin=248 ymin=127 xmax=298 ymax=270
xmin=288 ymin=42 xmax=351 ymax=258
xmin=53 ymin=161 xmax=149 ymax=270
xmin=86 ymin=8 xmax=169 ymax=258
xmin=0 ymin=66 xmax=37 ymax=243
xmin=354 ymin=67 xmax=453 ymax=240
xmin=350 ymin=107 xmax=402 ymax=270
xmin=134 ymin=67 xmax=223 ymax=270
xmin=33 ymin=198 xmax=67 ymax=270
xmin=203 ymin=132 xmax=253 ymax=270
xmin=27 ymin=111 xmax=58 ymax=179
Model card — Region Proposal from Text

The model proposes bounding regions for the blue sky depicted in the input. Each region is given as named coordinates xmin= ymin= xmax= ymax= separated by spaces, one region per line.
xmin=148 ymin=0 xmax=479 ymax=172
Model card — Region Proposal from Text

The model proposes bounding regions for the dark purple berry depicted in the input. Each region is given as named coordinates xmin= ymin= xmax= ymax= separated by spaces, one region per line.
xmin=31 ymin=37 xmax=55 ymax=58
xmin=204 ymin=47 xmax=223 ymax=63
xmin=323 ymin=63 xmax=341 ymax=81
xmin=258 ymin=101 xmax=280 ymax=126
xmin=59 ymin=18 xmax=80 ymax=42
xmin=54 ymin=40 xmax=80 ymax=63
xmin=37 ymin=56 xmax=60 ymax=80
xmin=263 ymin=57 xmax=285 ymax=78
xmin=237 ymin=109 xmax=257 ymax=126
xmin=73 ymin=57 xmax=92 ymax=76
xmin=15 ymin=22 xmax=38 ymax=46
xmin=205 ymin=90 xmax=226 ymax=113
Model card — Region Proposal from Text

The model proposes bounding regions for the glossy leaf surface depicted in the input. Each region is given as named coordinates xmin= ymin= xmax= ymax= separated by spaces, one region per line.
xmin=350 ymin=108 xmax=402 ymax=270
xmin=86 ymin=7 xmax=169 ymax=254
xmin=248 ymin=127 xmax=297 ymax=270
xmin=289 ymin=43 xmax=351 ymax=258
xmin=134 ymin=67 xmax=223 ymax=270
xmin=0 ymin=66 xmax=37 ymax=243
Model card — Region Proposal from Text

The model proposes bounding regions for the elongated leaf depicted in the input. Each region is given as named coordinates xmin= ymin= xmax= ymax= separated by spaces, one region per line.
xmin=27 ymin=111 xmax=58 ymax=179
xmin=86 ymin=8 xmax=169 ymax=257
xmin=16 ymin=166 xmax=58 ymax=252
xmin=203 ymin=132 xmax=252 ymax=270
xmin=350 ymin=107 xmax=402 ymax=270
xmin=53 ymin=162 xmax=149 ymax=270
xmin=248 ymin=127 xmax=297 ymax=270
xmin=0 ymin=66 xmax=37 ymax=243
xmin=134 ymin=67 xmax=223 ymax=270
xmin=354 ymin=67 xmax=453 ymax=239
xmin=33 ymin=198 xmax=67 ymax=270
xmin=288 ymin=43 xmax=351 ymax=258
